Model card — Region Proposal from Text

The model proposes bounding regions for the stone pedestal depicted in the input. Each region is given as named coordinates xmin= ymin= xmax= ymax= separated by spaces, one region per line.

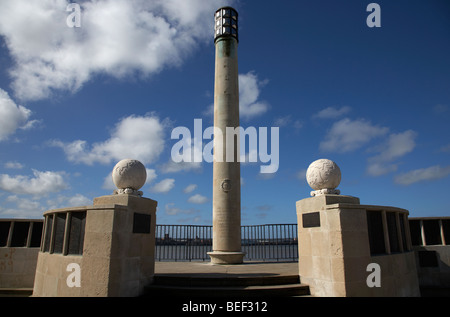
xmin=297 ymin=195 xmax=365 ymax=297
xmin=33 ymin=194 xmax=157 ymax=297
xmin=296 ymin=194 xmax=420 ymax=297
xmin=90 ymin=194 xmax=157 ymax=296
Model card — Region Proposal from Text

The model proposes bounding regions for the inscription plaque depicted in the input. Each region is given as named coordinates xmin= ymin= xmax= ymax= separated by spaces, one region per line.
xmin=53 ymin=214 xmax=66 ymax=253
xmin=366 ymin=211 xmax=386 ymax=255
xmin=67 ymin=212 xmax=86 ymax=255
xmin=302 ymin=212 xmax=320 ymax=228
xmin=133 ymin=213 xmax=151 ymax=234
xmin=43 ymin=215 xmax=53 ymax=252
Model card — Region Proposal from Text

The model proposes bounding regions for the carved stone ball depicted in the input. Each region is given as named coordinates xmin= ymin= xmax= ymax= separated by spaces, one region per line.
xmin=306 ymin=159 xmax=341 ymax=191
xmin=112 ymin=159 xmax=147 ymax=191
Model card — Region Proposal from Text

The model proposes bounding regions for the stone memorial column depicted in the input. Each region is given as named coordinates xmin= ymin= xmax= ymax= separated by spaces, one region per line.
xmin=208 ymin=7 xmax=245 ymax=264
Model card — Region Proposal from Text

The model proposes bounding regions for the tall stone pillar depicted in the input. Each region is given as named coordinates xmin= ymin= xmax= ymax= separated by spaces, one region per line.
xmin=208 ymin=7 xmax=245 ymax=264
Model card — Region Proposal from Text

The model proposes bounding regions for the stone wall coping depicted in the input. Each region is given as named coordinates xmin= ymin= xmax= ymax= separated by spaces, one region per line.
xmin=43 ymin=204 xmax=128 ymax=216
xmin=0 ymin=218 xmax=43 ymax=222
xmin=325 ymin=202 xmax=409 ymax=214
xmin=409 ymin=216 xmax=450 ymax=220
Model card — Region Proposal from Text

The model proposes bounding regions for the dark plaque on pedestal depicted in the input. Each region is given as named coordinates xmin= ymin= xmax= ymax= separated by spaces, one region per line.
xmin=302 ymin=212 xmax=320 ymax=228
xmin=133 ymin=213 xmax=151 ymax=234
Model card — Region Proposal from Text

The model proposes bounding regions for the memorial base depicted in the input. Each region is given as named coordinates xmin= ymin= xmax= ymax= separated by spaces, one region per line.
xmin=208 ymin=251 xmax=245 ymax=264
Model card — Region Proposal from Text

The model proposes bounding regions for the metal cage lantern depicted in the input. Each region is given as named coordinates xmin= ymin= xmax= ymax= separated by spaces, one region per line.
xmin=214 ymin=7 xmax=238 ymax=43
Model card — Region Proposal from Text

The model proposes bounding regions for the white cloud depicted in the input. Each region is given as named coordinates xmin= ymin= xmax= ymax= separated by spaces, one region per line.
xmin=68 ymin=194 xmax=91 ymax=206
xmin=367 ymin=130 xmax=417 ymax=176
xmin=239 ymin=72 xmax=270 ymax=120
xmin=366 ymin=162 xmax=398 ymax=177
xmin=0 ymin=0 xmax=233 ymax=101
xmin=164 ymin=202 xmax=199 ymax=216
xmin=0 ymin=88 xmax=34 ymax=141
xmin=273 ymin=115 xmax=292 ymax=127
xmin=296 ymin=169 xmax=307 ymax=181
xmin=433 ymin=104 xmax=448 ymax=114
xmin=4 ymin=161 xmax=24 ymax=169
xmin=145 ymin=168 xmax=158 ymax=184
xmin=320 ymin=117 xmax=417 ymax=177
xmin=100 ymin=175 xmax=117 ymax=190
xmin=394 ymin=165 xmax=450 ymax=185
xmin=375 ymin=130 xmax=417 ymax=162
xmin=273 ymin=115 xmax=303 ymax=131
xmin=0 ymin=193 xmax=91 ymax=218
xmin=46 ymin=194 xmax=91 ymax=209
xmin=313 ymin=106 xmax=351 ymax=119
xmin=439 ymin=144 xmax=450 ymax=153
xmin=256 ymin=204 xmax=272 ymax=211
xmin=51 ymin=114 xmax=167 ymax=165
xmin=183 ymin=184 xmax=197 ymax=194
xmin=160 ymin=160 xmax=202 ymax=173
xmin=1 ymin=195 xmax=46 ymax=218
xmin=0 ymin=169 xmax=68 ymax=195
xmin=188 ymin=194 xmax=208 ymax=204
xmin=293 ymin=120 xmax=303 ymax=130
xmin=150 ymin=178 xmax=175 ymax=193
xmin=320 ymin=118 xmax=389 ymax=153
xmin=203 ymin=104 xmax=214 ymax=118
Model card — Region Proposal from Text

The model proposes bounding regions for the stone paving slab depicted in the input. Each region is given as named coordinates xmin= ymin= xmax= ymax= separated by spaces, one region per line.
xmin=154 ymin=261 xmax=299 ymax=278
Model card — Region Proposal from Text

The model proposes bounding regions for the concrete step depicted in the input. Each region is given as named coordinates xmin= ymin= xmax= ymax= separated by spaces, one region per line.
xmin=0 ymin=288 xmax=33 ymax=297
xmin=153 ymin=274 xmax=301 ymax=287
xmin=145 ymin=283 xmax=309 ymax=297
xmin=144 ymin=274 xmax=310 ymax=297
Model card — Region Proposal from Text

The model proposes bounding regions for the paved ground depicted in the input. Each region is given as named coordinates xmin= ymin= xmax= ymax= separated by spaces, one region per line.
xmin=154 ymin=261 xmax=299 ymax=277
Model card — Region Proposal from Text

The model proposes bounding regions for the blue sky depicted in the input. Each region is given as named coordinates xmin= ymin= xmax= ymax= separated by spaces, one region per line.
xmin=0 ymin=0 xmax=449 ymax=224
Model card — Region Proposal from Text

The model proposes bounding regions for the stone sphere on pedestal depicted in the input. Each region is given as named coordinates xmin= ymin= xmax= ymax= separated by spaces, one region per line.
xmin=306 ymin=159 xmax=341 ymax=196
xmin=112 ymin=159 xmax=147 ymax=196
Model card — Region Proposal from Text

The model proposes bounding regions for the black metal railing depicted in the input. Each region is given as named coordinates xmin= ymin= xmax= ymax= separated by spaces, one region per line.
xmin=155 ymin=224 xmax=298 ymax=262
xmin=155 ymin=224 xmax=213 ymax=262
xmin=242 ymin=224 xmax=298 ymax=261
